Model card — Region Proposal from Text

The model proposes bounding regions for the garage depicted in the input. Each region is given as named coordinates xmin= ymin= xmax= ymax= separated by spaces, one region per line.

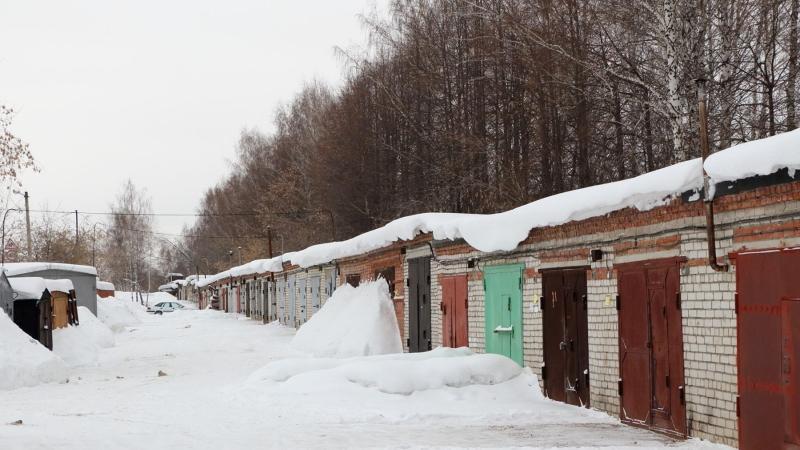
xmin=440 ymin=274 xmax=468 ymax=348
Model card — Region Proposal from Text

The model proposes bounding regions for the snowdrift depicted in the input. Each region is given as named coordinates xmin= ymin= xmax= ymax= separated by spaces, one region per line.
xmin=53 ymin=306 xmax=114 ymax=367
xmin=249 ymin=347 xmax=530 ymax=396
xmin=0 ymin=312 xmax=68 ymax=390
xmin=97 ymin=296 xmax=145 ymax=332
xmin=291 ymin=279 xmax=403 ymax=357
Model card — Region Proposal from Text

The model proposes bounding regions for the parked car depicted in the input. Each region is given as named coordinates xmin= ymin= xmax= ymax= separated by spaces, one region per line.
xmin=147 ymin=301 xmax=186 ymax=315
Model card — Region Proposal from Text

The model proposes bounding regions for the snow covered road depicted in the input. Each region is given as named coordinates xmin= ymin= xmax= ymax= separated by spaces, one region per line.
xmin=1 ymin=308 xmax=729 ymax=449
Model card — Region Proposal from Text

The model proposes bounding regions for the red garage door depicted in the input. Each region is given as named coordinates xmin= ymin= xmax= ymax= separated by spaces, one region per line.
xmin=617 ymin=257 xmax=686 ymax=437
xmin=737 ymin=248 xmax=800 ymax=450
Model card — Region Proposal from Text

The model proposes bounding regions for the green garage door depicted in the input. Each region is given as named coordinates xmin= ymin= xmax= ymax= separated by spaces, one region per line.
xmin=484 ymin=264 xmax=524 ymax=366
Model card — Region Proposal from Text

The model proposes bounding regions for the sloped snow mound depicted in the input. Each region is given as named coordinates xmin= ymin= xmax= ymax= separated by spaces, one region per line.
xmin=97 ymin=296 xmax=145 ymax=332
xmin=249 ymin=347 xmax=531 ymax=396
xmin=292 ymin=279 xmax=402 ymax=357
xmin=0 ymin=312 xmax=68 ymax=390
xmin=53 ymin=307 xmax=114 ymax=367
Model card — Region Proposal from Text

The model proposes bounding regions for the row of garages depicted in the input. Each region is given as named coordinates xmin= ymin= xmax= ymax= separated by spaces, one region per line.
xmin=197 ymin=162 xmax=800 ymax=449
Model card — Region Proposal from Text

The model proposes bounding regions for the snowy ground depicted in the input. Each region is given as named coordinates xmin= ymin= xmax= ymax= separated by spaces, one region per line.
xmin=0 ymin=308 xmax=730 ymax=449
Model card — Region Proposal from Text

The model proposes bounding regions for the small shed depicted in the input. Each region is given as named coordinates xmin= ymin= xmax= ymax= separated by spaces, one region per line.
xmin=5 ymin=275 xmax=54 ymax=350
xmin=4 ymin=263 xmax=98 ymax=315
xmin=97 ymin=281 xmax=115 ymax=298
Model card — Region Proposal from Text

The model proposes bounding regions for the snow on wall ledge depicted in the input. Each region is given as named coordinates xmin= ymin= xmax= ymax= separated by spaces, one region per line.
xmin=704 ymin=128 xmax=800 ymax=182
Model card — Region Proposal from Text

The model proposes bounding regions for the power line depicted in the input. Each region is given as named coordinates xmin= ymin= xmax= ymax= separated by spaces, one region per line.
xmin=26 ymin=209 xmax=331 ymax=218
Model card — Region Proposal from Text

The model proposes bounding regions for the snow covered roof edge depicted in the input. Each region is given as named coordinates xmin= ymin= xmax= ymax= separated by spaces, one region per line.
xmin=200 ymin=128 xmax=800 ymax=282
xmin=3 ymin=262 xmax=98 ymax=277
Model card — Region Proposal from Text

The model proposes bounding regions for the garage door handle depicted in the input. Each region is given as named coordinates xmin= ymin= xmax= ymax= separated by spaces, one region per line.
xmin=494 ymin=325 xmax=513 ymax=333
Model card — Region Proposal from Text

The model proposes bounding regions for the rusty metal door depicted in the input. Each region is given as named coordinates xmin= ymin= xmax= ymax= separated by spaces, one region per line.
xmin=441 ymin=275 xmax=468 ymax=348
xmin=737 ymin=248 xmax=800 ymax=450
xmin=408 ymin=257 xmax=432 ymax=352
xmin=542 ymin=268 xmax=590 ymax=407
xmin=617 ymin=258 xmax=686 ymax=436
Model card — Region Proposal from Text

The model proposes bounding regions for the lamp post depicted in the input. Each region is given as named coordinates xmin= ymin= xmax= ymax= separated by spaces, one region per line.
xmin=91 ymin=222 xmax=106 ymax=267
xmin=1 ymin=208 xmax=20 ymax=265
xmin=237 ymin=246 xmax=242 ymax=265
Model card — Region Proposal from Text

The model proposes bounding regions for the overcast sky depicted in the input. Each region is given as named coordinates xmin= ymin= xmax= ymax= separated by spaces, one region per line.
xmin=0 ymin=0 xmax=388 ymax=236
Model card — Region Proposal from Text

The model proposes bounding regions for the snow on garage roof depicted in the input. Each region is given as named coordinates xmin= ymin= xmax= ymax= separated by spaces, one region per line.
xmin=196 ymin=256 xmax=285 ymax=288
xmin=44 ymin=279 xmax=74 ymax=293
xmin=201 ymin=129 xmax=800 ymax=277
xmin=8 ymin=277 xmax=48 ymax=299
xmin=97 ymin=281 xmax=115 ymax=291
xmin=2 ymin=262 xmax=98 ymax=277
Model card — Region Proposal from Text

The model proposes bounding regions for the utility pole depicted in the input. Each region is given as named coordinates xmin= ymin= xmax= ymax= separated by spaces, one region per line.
xmin=264 ymin=226 xmax=274 ymax=325
xmin=74 ymin=210 xmax=79 ymax=262
xmin=24 ymin=192 xmax=31 ymax=258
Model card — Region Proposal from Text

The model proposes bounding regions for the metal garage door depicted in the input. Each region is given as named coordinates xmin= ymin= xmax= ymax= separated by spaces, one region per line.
xmin=737 ymin=248 xmax=800 ymax=450
xmin=617 ymin=257 xmax=686 ymax=436
xmin=441 ymin=274 xmax=468 ymax=348
xmin=484 ymin=264 xmax=524 ymax=366
xmin=542 ymin=267 xmax=590 ymax=407
xmin=408 ymin=258 xmax=431 ymax=352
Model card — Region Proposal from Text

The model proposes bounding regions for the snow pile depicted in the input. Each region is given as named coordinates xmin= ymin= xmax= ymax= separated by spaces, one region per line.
xmin=97 ymin=296 xmax=144 ymax=332
xmin=197 ymin=256 xmax=284 ymax=288
xmin=292 ymin=279 xmax=403 ymax=357
xmin=53 ymin=307 xmax=114 ymax=367
xmin=0 ymin=312 xmax=68 ymax=390
xmin=249 ymin=347 xmax=529 ymax=396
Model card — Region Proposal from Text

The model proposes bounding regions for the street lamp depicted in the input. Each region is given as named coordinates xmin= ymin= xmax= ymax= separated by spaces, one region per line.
xmin=91 ymin=222 xmax=107 ymax=267
xmin=238 ymin=246 xmax=242 ymax=265
xmin=228 ymin=250 xmax=234 ymax=266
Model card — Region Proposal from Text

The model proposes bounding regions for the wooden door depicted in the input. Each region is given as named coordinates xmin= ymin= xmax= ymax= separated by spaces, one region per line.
xmin=542 ymin=268 xmax=590 ymax=407
xmin=408 ymin=258 xmax=432 ymax=352
xmin=617 ymin=258 xmax=686 ymax=436
xmin=441 ymin=275 xmax=468 ymax=348
xmin=484 ymin=264 xmax=524 ymax=366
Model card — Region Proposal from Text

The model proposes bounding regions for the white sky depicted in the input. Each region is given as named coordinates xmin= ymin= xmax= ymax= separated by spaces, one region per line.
xmin=0 ymin=0 xmax=388 ymax=235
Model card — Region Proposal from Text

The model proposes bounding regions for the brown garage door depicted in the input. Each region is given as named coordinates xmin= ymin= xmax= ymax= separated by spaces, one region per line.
xmin=542 ymin=267 xmax=590 ymax=407
xmin=617 ymin=257 xmax=686 ymax=437
xmin=441 ymin=274 xmax=468 ymax=348
xmin=737 ymin=248 xmax=800 ymax=450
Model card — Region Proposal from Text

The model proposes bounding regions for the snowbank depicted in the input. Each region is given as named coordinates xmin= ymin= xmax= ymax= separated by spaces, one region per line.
xmin=97 ymin=296 xmax=144 ymax=332
xmin=292 ymin=279 xmax=403 ymax=357
xmin=0 ymin=312 xmax=68 ymax=390
xmin=53 ymin=307 xmax=114 ymax=367
xmin=249 ymin=347 xmax=532 ymax=396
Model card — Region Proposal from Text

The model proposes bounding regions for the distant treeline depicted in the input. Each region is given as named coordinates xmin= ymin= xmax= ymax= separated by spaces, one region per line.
xmin=185 ymin=0 xmax=800 ymax=273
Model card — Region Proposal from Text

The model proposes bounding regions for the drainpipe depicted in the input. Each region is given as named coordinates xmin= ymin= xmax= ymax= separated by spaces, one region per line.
xmin=696 ymin=78 xmax=729 ymax=272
